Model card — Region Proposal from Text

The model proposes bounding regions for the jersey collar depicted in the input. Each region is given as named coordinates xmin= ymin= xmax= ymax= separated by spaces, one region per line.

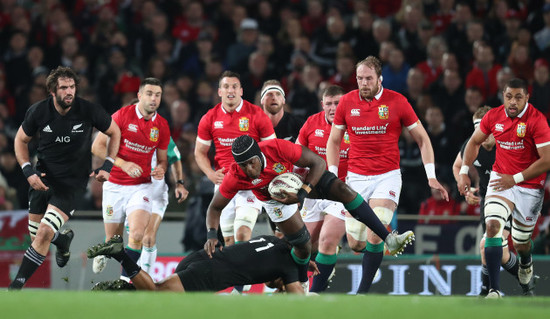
xmin=505 ymin=102 xmax=529 ymax=118
xmin=358 ymin=86 xmax=384 ymax=101
xmin=222 ymin=99 xmax=244 ymax=114
xmin=135 ymin=104 xmax=157 ymax=121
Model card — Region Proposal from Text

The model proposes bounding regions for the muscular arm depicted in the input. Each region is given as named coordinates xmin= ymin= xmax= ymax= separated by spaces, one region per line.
xmin=204 ymin=190 xmax=232 ymax=257
xmin=152 ymin=148 xmax=168 ymax=180
xmin=91 ymin=132 xmax=143 ymax=178
xmin=326 ymin=125 xmax=345 ymax=170
xmin=14 ymin=126 xmax=32 ymax=167
xmin=14 ymin=126 xmax=48 ymax=190
xmin=458 ymin=128 xmax=486 ymax=195
xmin=103 ymin=120 xmax=121 ymax=159
xmin=194 ymin=139 xmax=224 ymax=185
xmin=409 ymin=124 xmax=449 ymax=201
xmin=295 ymin=146 xmax=327 ymax=187
xmin=170 ymin=159 xmax=189 ymax=203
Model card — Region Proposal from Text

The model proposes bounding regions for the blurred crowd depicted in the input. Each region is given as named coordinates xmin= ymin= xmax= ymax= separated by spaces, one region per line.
xmin=1 ymin=0 xmax=550 ymax=239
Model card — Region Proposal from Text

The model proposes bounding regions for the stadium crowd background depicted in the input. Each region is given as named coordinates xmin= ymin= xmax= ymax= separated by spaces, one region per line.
xmin=1 ymin=0 xmax=550 ymax=252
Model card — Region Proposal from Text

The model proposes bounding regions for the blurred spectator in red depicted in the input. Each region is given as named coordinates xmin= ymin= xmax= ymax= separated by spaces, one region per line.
xmin=416 ymin=36 xmax=447 ymax=89
xmin=466 ymin=43 xmax=502 ymax=100
xmin=369 ymin=0 xmax=402 ymax=18
xmin=301 ymin=0 xmax=326 ymax=37
xmin=507 ymin=43 xmax=533 ymax=83
xmin=430 ymin=0 xmax=455 ymax=34
xmin=172 ymin=1 xmax=205 ymax=46
xmin=170 ymin=99 xmax=194 ymax=141
xmin=418 ymin=182 xmax=460 ymax=224
xmin=328 ymin=54 xmax=356 ymax=93
xmin=531 ymin=58 xmax=550 ymax=117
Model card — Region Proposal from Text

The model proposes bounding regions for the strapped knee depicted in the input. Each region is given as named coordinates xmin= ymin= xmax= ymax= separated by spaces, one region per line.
xmin=28 ymin=220 xmax=40 ymax=237
xmin=373 ymin=206 xmax=394 ymax=225
xmin=484 ymin=198 xmax=510 ymax=239
xmin=345 ymin=217 xmax=367 ymax=241
xmin=41 ymin=208 xmax=65 ymax=232
xmin=234 ymin=207 xmax=259 ymax=232
xmin=220 ymin=221 xmax=234 ymax=238
xmin=512 ymin=220 xmax=534 ymax=245
xmin=285 ymin=225 xmax=311 ymax=247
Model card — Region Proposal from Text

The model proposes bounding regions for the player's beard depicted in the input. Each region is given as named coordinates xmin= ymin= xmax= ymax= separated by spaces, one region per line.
xmin=56 ymin=94 xmax=73 ymax=109
xmin=360 ymin=81 xmax=380 ymax=101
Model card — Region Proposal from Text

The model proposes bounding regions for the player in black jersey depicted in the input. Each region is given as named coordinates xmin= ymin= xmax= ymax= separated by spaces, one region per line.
xmin=261 ymin=80 xmax=305 ymax=143
xmin=452 ymin=106 xmax=536 ymax=296
xmin=9 ymin=66 xmax=121 ymax=290
xmin=87 ymin=235 xmax=311 ymax=293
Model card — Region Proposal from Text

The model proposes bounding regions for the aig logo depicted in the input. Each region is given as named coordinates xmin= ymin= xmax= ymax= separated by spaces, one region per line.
xmin=55 ymin=136 xmax=71 ymax=143
xmin=351 ymin=109 xmax=360 ymax=116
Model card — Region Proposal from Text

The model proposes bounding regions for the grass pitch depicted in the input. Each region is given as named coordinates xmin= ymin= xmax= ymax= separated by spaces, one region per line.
xmin=2 ymin=291 xmax=549 ymax=319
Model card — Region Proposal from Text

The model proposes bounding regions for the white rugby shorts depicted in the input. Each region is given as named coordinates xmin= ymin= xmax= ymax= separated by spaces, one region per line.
xmin=300 ymin=198 xmax=346 ymax=222
xmin=346 ymin=169 xmax=402 ymax=205
xmin=485 ymin=171 xmax=543 ymax=227
xmin=150 ymin=177 xmax=169 ymax=218
xmin=102 ymin=181 xmax=153 ymax=223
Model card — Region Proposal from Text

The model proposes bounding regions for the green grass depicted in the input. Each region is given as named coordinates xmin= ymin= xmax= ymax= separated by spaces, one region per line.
xmin=2 ymin=291 xmax=549 ymax=319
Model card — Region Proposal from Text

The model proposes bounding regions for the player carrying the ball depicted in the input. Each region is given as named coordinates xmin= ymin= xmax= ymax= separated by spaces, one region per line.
xmin=203 ymin=135 xmax=415 ymax=293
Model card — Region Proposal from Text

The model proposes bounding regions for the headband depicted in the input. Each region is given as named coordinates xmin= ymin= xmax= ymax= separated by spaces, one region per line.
xmin=260 ymin=85 xmax=285 ymax=103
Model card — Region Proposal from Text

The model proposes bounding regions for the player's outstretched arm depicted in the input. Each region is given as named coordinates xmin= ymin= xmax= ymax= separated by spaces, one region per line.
xmin=409 ymin=124 xmax=449 ymax=201
xmin=204 ymin=191 xmax=232 ymax=257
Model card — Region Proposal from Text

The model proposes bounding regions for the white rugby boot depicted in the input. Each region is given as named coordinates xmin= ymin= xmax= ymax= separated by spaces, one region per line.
xmin=385 ymin=230 xmax=415 ymax=256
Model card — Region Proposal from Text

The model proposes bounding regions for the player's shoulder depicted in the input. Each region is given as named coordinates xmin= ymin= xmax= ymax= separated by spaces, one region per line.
xmin=341 ymin=90 xmax=360 ymax=103
xmin=26 ymin=97 xmax=52 ymax=116
xmin=381 ymin=88 xmax=409 ymax=103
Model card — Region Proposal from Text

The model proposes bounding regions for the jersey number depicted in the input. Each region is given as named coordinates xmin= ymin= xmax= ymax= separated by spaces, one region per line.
xmin=249 ymin=238 xmax=274 ymax=252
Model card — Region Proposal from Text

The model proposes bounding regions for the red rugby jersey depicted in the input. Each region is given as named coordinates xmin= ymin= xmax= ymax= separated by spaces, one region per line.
xmin=219 ymin=139 xmax=302 ymax=201
xmin=109 ymin=104 xmax=170 ymax=185
xmin=333 ymin=88 xmax=419 ymax=175
xmin=197 ymin=100 xmax=275 ymax=170
xmin=298 ymin=111 xmax=350 ymax=181
xmin=480 ymin=103 xmax=550 ymax=189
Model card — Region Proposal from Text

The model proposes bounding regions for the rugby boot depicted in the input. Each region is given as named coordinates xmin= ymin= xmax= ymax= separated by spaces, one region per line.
xmin=385 ymin=230 xmax=415 ymax=256
xmin=91 ymin=279 xmax=135 ymax=291
xmin=55 ymin=229 xmax=74 ymax=268
xmin=87 ymin=235 xmax=124 ymax=259
xmin=485 ymin=289 xmax=502 ymax=299
xmin=520 ymin=274 xmax=539 ymax=296
xmin=518 ymin=261 xmax=533 ymax=285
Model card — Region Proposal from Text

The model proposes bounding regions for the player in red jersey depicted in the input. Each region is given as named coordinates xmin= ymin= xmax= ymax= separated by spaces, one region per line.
xmin=92 ymin=78 xmax=171 ymax=279
xmin=204 ymin=135 xmax=415 ymax=293
xmin=296 ymin=85 xmax=350 ymax=292
xmin=458 ymin=78 xmax=550 ymax=298
xmin=326 ymin=56 xmax=448 ymax=294
xmin=195 ymin=71 xmax=275 ymax=246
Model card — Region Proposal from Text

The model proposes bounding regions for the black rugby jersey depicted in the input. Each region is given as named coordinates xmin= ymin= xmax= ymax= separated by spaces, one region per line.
xmin=176 ymin=235 xmax=299 ymax=291
xmin=273 ymin=112 xmax=305 ymax=143
xmin=22 ymin=96 xmax=111 ymax=189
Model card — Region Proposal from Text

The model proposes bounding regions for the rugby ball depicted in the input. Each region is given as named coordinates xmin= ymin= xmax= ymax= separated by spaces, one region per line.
xmin=268 ymin=172 xmax=304 ymax=199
